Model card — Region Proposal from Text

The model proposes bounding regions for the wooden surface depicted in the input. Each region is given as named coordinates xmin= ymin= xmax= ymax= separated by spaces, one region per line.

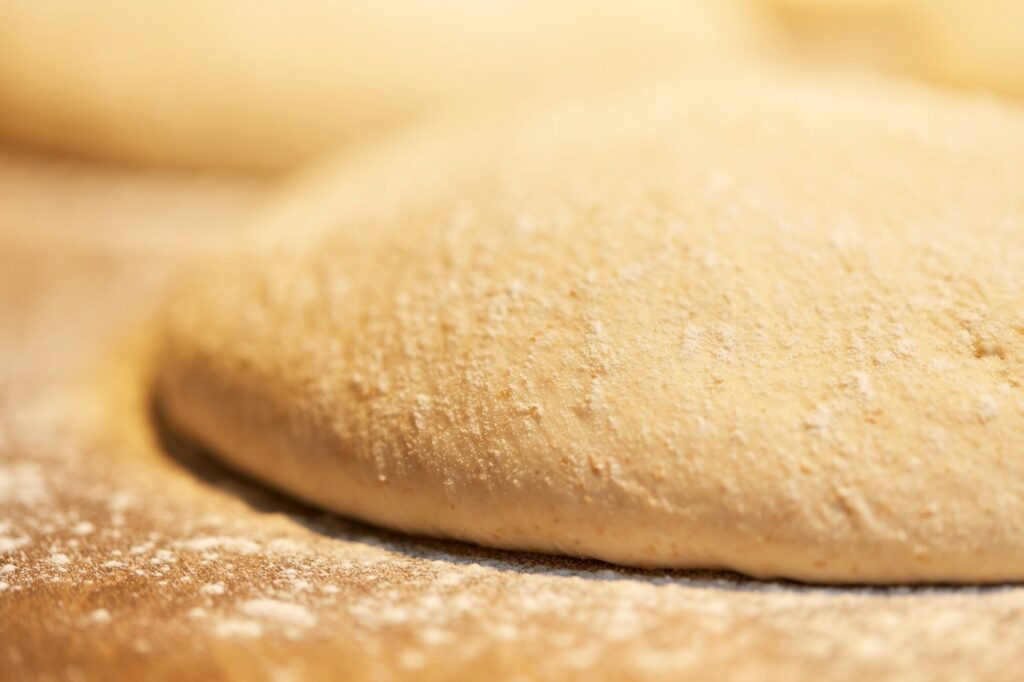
xmin=3 ymin=150 xmax=1024 ymax=681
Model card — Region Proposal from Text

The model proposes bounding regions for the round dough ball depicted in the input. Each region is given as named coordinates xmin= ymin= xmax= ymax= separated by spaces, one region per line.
xmin=0 ymin=0 xmax=762 ymax=170
xmin=157 ymin=67 xmax=1024 ymax=583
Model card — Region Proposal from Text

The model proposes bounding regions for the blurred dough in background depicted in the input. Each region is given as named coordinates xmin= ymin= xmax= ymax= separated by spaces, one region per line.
xmin=0 ymin=0 xmax=766 ymax=171
xmin=759 ymin=0 xmax=1024 ymax=99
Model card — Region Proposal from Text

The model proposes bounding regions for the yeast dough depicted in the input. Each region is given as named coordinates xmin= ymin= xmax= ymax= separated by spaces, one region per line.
xmin=762 ymin=0 xmax=1024 ymax=100
xmin=0 ymin=0 xmax=761 ymax=170
xmin=157 ymin=68 xmax=1024 ymax=582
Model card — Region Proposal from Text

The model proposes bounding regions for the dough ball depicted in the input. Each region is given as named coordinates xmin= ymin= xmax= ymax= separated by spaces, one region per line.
xmin=0 ymin=0 xmax=763 ymax=170
xmin=157 ymin=67 xmax=1024 ymax=583
xmin=760 ymin=0 xmax=1024 ymax=99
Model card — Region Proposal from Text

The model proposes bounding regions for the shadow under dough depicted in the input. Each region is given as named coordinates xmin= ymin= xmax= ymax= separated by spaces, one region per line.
xmin=148 ymin=392 xmax=1016 ymax=596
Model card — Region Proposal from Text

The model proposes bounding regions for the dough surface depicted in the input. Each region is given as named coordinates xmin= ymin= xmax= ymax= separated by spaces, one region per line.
xmin=157 ymin=67 xmax=1024 ymax=583
xmin=0 ymin=0 xmax=761 ymax=170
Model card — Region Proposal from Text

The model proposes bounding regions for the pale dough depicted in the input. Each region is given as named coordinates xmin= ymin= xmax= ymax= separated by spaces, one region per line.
xmin=157 ymin=67 xmax=1024 ymax=583
xmin=761 ymin=0 xmax=1024 ymax=99
xmin=0 ymin=0 xmax=763 ymax=170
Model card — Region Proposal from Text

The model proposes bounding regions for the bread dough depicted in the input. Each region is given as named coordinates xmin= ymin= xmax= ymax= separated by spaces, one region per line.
xmin=8 ymin=163 xmax=1024 ymax=681
xmin=761 ymin=0 xmax=1024 ymax=99
xmin=157 ymin=67 xmax=1024 ymax=583
xmin=0 ymin=0 xmax=763 ymax=170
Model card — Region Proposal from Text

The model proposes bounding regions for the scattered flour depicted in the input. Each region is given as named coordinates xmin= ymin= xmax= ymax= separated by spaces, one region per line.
xmin=214 ymin=618 xmax=264 ymax=638
xmin=0 ymin=536 xmax=28 ymax=554
xmin=179 ymin=536 xmax=261 ymax=554
xmin=241 ymin=599 xmax=318 ymax=630
xmin=48 ymin=553 xmax=71 ymax=566
xmin=89 ymin=608 xmax=112 ymax=624
xmin=0 ymin=464 xmax=48 ymax=505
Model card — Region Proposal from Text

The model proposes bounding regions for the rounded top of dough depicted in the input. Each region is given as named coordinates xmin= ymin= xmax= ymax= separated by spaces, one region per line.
xmin=158 ymin=67 xmax=1024 ymax=582
xmin=0 ymin=0 xmax=761 ymax=170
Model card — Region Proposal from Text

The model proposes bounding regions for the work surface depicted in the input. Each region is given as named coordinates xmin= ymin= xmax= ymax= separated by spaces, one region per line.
xmin=2 ymin=153 xmax=1023 ymax=681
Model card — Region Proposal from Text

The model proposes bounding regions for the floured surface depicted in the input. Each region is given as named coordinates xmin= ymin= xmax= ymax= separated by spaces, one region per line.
xmin=5 ymin=275 xmax=1024 ymax=682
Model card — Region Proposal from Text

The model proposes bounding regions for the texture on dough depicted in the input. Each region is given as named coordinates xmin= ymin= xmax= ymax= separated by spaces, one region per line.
xmin=158 ymin=67 xmax=1024 ymax=583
